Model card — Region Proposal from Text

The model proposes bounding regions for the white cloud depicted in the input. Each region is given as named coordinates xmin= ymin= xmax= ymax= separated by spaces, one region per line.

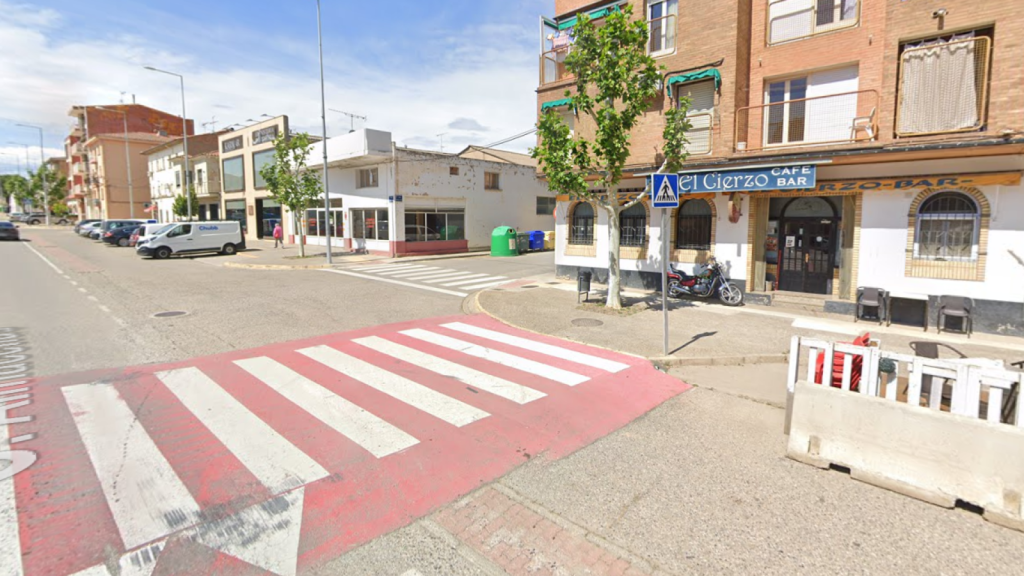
xmin=0 ymin=1 xmax=541 ymax=156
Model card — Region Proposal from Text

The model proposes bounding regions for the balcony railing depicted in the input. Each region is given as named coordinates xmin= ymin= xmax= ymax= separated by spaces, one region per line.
xmin=683 ymin=112 xmax=714 ymax=155
xmin=895 ymin=36 xmax=990 ymax=137
xmin=648 ymin=14 xmax=677 ymax=55
xmin=540 ymin=46 xmax=573 ymax=85
xmin=734 ymin=89 xmax=878 ymax=152
xmin=767 ymin=0 xmax=860 ymax=45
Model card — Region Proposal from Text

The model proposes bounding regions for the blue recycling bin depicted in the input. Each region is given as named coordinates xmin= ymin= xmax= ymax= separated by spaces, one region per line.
xmin=528 ymin=230 xmax=544 ymax=251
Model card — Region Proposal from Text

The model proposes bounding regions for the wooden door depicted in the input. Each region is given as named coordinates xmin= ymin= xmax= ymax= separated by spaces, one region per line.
xmin=779 ymin=218 xmax=834 ymax=294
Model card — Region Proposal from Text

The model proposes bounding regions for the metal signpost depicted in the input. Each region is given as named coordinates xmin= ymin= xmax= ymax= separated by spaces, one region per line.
xmin=651 ymin=173 xmax=680 ymax=356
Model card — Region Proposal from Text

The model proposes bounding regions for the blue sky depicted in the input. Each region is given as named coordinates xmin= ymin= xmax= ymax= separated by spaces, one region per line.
xmin=0 ymin=0 xmax=550 ymax=174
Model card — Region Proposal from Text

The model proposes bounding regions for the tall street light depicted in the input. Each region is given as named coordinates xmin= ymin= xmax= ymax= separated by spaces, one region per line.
xmin=94 ymin=106 xmax=136 ymax=218
xmin=317 ymin=0 xmax=332 ymax=264
xmin=15 ymin=124 xmax=49 ymax=225
xmin=145 ymin=66 xmax=192 ymax=221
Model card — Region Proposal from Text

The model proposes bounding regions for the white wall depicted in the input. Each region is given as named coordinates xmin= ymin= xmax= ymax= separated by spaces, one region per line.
xmin=859 ymin=184 xmax=1024 ymax=303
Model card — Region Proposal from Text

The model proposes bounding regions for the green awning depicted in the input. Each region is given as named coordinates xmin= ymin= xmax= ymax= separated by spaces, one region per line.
xmin=667 ymin=68 xmax=722 ymax=91
xmin=541 ymin=98 xmax=572 ymax=111
xmin=557 ymin=5 xmax=620 ymax=29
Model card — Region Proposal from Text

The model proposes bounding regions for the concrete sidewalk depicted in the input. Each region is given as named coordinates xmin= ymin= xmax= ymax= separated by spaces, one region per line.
xmin=224 ymin=238 xmax=493 ymax=270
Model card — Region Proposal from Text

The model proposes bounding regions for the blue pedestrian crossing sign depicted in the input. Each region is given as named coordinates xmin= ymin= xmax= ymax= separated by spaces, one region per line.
xmin=651 ymin=174 xmax=680 ymax=208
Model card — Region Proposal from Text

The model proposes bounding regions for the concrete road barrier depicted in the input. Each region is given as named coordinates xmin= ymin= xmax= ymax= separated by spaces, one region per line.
xmin=787 ymin=380 xmax=1024 ymax=531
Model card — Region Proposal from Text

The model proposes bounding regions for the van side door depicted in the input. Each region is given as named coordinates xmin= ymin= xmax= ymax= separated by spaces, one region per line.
xmin=165 ymin=224 xmax=194 ymax=250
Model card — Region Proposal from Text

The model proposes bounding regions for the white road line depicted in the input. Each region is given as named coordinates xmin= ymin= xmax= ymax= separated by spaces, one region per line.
xmin=99 ymin=305 xmax=111 ymax=313
xmin=0 ymin=419 xmax=25 ymax=576
xmin=61 ymin=383 xmax=202 ymax=550
xmin=320 ymin=269 xmax=468 ymax=297
xmin=395 ymin=269 xmax=460 ymax=280
xmin=400 ymin=329 xmax=590 ymax=386
xmin=78 ymin=287 xmax=87 ymax=293
xmin=353 ymin=336 xmax=546 ymax=405
xmin=234 ymin=357 xmax=419 ymax=458
xmin=87 ymin=295 xmax=99 ymax=302
xmin=453 ymin=280 xmax=510 ymax=291
xmin=351 ymin=263 xmax=420 ymax=272
xmin=439 ymin=274 xmax=494 ymax=286
xmin=70 ymin=281 xmax=79 ymax=286
xmin=157 ymin=367 xmax=329 ymax=493
xmin=400 ymin=570 xmax=426 ymax=576
xmin=389 ymin=268 xmax=454 ymax=279
xmin=375 ymin=265 xmax=435 ymax=276
xmin=297 ymin=345 xmax=489 ymax=427
xmin=22 ymin=241 xmax=64 ymax=275
xmin=424 ymin=273 xmax=487 ymax=284
xmin=442 ymin=322 xmax=630 ymax=373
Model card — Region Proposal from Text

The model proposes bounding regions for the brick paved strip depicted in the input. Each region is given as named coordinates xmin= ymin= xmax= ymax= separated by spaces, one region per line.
xmin=435 ymin=486 xmax=654 ymax=576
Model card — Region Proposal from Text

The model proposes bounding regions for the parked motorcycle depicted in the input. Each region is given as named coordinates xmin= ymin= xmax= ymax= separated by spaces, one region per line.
xmin=666 ymin=256 xmax=744 ymax=306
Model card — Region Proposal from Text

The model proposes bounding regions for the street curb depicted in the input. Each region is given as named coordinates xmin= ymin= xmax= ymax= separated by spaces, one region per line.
xmin=222 ymin=261 xmax=332 ymax=270
xmin=218 ymin=249 xmax=499 ymax=271
xmin=650 ymin=353 xmax=790 ymax=367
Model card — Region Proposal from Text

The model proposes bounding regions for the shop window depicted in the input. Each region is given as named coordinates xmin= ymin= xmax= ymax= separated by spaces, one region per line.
xmin=357 ymin=168 xmax=379 ymax=189
xmin=569 ymin=202 xmax=594 ymax=245
xmin=914 ymin=192 xmax=978 ymax=261
xmin=253 ymin=149 xmax=275 ymax=189
xmin=536 ymin=196 xmax=557 ymax=216
xmin=306 ymin=199 xmax=343 ymax=238
xmin=648 ymin=0 xmax=677 ymax=55
xmin=485 ymin=172 xmax=500 ymax=190
xmin=675 ymin=199 xmax=712 ymax=250
xmin=225 ymin=199 xmax=247 ymax=233
xmin=404 ymin=210 xmax=465 ymax=242
xmin=222 ymin=156 xmax=245 ymax=192
xmin=351 ymin=208 xmax=389 ymax=240
xmin=619 ymin=203 xmax=647 ymax=247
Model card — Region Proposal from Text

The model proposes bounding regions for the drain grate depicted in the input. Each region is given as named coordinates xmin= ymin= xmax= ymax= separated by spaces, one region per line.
xmin=571 ymin=318 xmax=604 ymax=327
xmin=153 ymin=311 xmax=188 ymax=318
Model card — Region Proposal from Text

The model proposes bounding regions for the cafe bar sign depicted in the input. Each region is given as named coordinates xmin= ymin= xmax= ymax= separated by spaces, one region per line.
xmin=679 ymin=165 xmax=816 ymax=194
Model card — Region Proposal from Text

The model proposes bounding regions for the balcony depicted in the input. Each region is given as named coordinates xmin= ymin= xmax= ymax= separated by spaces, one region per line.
xmin=734 ymin=89 xmax=878 ymax=152
xmin=767 ymin=0 xmax=860 ymax=45
xmin=540 ymin=46 xmax=573 ymax=85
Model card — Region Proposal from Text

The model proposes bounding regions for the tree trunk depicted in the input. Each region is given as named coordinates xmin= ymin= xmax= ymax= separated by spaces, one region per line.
xmin=603 ymin=201 xmax=623 ymax=309
xmin=297 ymin=214 xmax=306 ymax=258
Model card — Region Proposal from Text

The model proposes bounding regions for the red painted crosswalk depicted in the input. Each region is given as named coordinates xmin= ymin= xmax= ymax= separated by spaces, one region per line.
xmin=1 ymin=315 xmax=690 ymax=576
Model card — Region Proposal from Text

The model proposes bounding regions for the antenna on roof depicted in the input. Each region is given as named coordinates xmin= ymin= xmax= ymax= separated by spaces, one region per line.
xmin=328 ymin=109 xmax=367 ymax=133
xmin=437 ymin=132 xmax=448 ymax=152
xmin=202 ymin=116 xmax=218 ymax=133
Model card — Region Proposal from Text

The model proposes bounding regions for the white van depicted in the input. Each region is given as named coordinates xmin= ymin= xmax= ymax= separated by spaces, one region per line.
xmin=136 ymin=223 xmax=173 ymax=244
xmin=136 ymin=221 xmax=245 ymax=259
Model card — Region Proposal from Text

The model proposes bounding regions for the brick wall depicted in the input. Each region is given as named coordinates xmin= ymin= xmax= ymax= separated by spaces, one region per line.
xmin=86 ymin=105 xmax=195 ymax=139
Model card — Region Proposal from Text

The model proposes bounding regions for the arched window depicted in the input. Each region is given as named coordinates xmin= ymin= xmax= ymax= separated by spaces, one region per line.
xmin=675 ymin=199 xmax=712 ymax=250
xmin=569 ymin=202 xmax=594 ymax=245
xmin=915 ymin=191 xmax=979 ymax=260
xmin=619 ymin=203 xmax=647 ymax=247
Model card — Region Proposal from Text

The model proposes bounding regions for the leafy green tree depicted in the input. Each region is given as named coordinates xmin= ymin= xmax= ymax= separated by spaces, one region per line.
xmin=259 ymin=132 xmax=323 ymax=257
xmin=531 ymin=5 xmax=691 ymax=309
xmin=0 ymin=175 xmax=28 ymax=212
xmin=172 ymin=186 xmax=199 ymax=221
xmin=27 ymin=164 xmax=69 ymax=214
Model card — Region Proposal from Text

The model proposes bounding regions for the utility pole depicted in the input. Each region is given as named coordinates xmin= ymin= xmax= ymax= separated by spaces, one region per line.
xmin=145 ymin=66 xmax=192 ymax=221
xmin=328 ymin=108 xmax=367 ymax=134
xmin=317 ymin=0 xmax=332 ymax=264
xmin=15 ymin=124 xmax=49 ymax=225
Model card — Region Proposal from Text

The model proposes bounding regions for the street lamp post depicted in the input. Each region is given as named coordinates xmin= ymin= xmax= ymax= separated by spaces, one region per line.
xmin=15 ymin=124 xmax=49 ymax=225
xmin=317 ymin=0 xmax=332 ymax=265
xmin=145 ymin=66 xmax=192 ymax=221
xmin=95 ymin=106 xmax=135 ymax=218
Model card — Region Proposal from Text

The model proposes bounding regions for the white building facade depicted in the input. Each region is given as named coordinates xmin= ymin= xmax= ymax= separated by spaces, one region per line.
xmin=300 ymin=129 xmax=554 ymax=256
xmin=143 ymin=141 xmax=182 ymax=223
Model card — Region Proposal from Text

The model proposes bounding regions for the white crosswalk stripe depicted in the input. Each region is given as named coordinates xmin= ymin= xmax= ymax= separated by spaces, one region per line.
xmin=400 ymin=329 xmax=590 ymax=386
xmin=234 ymin=357 xmax=420 ymax=458
xmin=375 ymin=265 xmax=435 ymax=276
xmin=62 ymin=383 xmax=202 ymax=550
xmin=297 ymin=345 xmax=490 ymax=426
xmin=442 ymin=275 xmax=505 ymax=287
xmin=352 ymin=336 xmax=546 ymax=404
xmin=426 ymin=273 xmax=489 ymax=284
xmin=325 ymin=264 xmax=510 ymax=296
xmin=397 ymin=269 xmax=460 ymax=280
xmin=441 ymin=322 xmax=631 ymax=373
xmin=157 ymin=367 xmax=329 ymax=493
xmin=449 ymin=280 xmax=509 ymax=291
xmin=352 ymin=263 xmax=421 ymax=272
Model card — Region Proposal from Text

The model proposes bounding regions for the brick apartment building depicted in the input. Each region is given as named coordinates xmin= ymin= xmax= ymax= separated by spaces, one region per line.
xmin=64 ymin=104 xmax=195 ymax=219
xmin=543 ymin=0 xmax=1024 ymax=336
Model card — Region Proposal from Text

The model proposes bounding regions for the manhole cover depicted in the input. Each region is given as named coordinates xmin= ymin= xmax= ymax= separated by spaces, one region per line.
xmin=571 ymin=318 xmax=604 ymax=327
xmin=153 ymin=311 xmax=188 ymax=318
xmin=521 ymin=285 xmax=539 ymax=289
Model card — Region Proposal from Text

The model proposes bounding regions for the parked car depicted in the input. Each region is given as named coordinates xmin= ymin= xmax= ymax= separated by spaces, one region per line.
xmin=92 ymin=219 xmax=149 ymax=240
xmin=8 ymin=213 xmax=26 ymax=223
xmin=102 ymin=225 xmax=141 ymax=247
xmin=74 ymin=219 xmax=101 ymax=234
xmin=137 ymin=221 xmax=245 ymax=259
xmin=24 ymin=212 xmax=47 ymax=225
xmin=0 ymin=222 xmax=19 ymax=241
xmin=78 ymin=221 xmax=103 ymax=237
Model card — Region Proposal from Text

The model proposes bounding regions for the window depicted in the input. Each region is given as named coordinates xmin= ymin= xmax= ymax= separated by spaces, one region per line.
xmin=196 ymin=168 xmax=204 ymax=193
xmin=167 ymin=224 xmax=192 ymax=238
xmin=351 ymin=208 xmax=388 ymax=240
xmin=484 ymin=172 xmax=500 ymax=190
xmin=914 ymin=192 xmax=978 ymax=261
xmin=253 ymin=149 xmax=275 ymax=190
xmin=558 ymin=109 xmax=575 ymax=137
xmin=768 ymin=0 xmax=859 ymax=44
xmin=648 ymin=0 xmax=677 ymax=55
xmin=305 ymin=199 xmax=343 ymax=237
xmin=222 ymin=156 xmax=245 ymax=192
xmin=405 ymin=209 xmax=464 ymax=242
xmin=619 ymin=203 xmax=647 ymax=247
xmin=174 ymin=170 xmax=181 ymax=188
xmin=357 ymin=168 xmax=379 ymax=189
xmin=225 ymin=200 xmax=247 ymax=233
xmin=537 ymin=196 xmax=557 ymax=216
xmin=570 ymin=202 xmax=594 ymax=245
xmin=678 ymin=80 xmax=715 ymax=154
xmin=450 ymin=166 xmax=459 ymax=176
xmin=896 ymin=33 xmax=991 ymax=136
xmin=766 ymin=77 xmax=807 ymax=145
xmin=675 ymin=199 xmax=713 ymax=250
xmin=815 ymin=0 xmax=858 ymax=29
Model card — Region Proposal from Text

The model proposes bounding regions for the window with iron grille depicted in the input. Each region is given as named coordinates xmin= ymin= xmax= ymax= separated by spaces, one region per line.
xmin=675 ymin=199 xmax=712 ymax=250
xmin=619 ymin=203 xmax=646 ymax=247
xmin=569 ymin=202 xmax=594 ymax=245
xmin=914 ymin=192 xmax=978 ymax=261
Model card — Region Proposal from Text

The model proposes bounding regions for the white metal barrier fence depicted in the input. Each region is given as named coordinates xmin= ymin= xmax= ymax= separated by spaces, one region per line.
xmin=787 ymin=336 xmax=1024 ymax=426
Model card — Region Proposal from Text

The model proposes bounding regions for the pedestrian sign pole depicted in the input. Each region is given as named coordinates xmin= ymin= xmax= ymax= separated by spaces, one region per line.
xmin=651 ymin=174 xmax=680 ymax=356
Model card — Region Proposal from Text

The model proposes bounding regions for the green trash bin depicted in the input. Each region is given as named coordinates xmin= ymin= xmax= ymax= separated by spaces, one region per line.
xmin=491 ymin=226 xmax=519 ymax=257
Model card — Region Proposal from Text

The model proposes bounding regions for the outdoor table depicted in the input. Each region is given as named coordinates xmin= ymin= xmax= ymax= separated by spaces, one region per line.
xmin=886 ymin=290 xmax=930 ymax=331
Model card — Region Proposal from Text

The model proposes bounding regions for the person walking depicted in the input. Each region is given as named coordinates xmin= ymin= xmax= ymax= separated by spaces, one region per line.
xmin=272 ymin=222 xmax=283 ymax=248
